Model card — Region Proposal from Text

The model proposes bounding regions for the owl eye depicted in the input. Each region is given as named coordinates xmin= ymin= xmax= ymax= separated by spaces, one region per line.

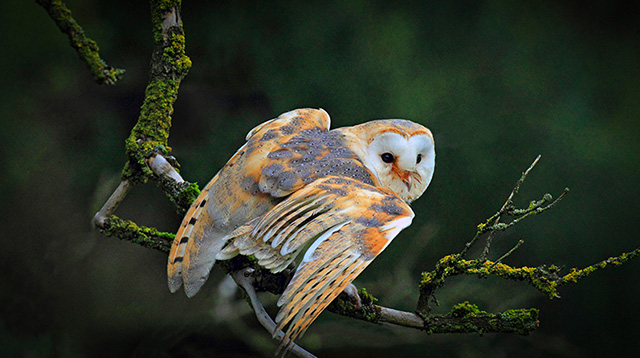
xmin=381 ymin=152 xmax=395 ymax=163
xmin=416 ymin=154 xmax=422 ymax=164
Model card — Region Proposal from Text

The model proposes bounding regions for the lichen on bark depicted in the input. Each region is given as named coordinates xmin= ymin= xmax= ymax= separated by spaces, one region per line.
xmin=123 ymin=0 xmax=191 ymax=185
xmin=36 ymin=0 xmax=125 ymax=84
xmin=99 ymin=215 xmax=173 ymax=253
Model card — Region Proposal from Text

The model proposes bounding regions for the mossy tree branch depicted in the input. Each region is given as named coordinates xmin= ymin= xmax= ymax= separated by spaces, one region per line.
xmin=122 ymin=1 xmax=191 ymax=186
xmin=423 ymin=302 xmax=539 ymax=335
xmin=411 ymin=156 xmax=637 ymax=334
xmin=36 ymin=0 xmax=125 ymax=85
xmin=76 ymin=0 xmax=199 ymax=242
xmin=100 ymin=215 xmax=174 ymax=253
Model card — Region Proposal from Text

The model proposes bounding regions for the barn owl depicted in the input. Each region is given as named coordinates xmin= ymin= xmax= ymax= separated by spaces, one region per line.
xmin=167 ymin=108 xmax=435 ymax=351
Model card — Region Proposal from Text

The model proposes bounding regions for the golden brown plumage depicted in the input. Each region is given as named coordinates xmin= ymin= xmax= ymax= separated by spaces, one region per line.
xmin=168 ymin=108 xmax=435 ymax=352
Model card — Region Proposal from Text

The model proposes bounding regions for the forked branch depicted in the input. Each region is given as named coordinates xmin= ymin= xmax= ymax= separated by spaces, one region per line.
xmin=416 ymin=156 xmax=635 ymax=318
xmin=460 ymin=155 xmax=569 ymax=259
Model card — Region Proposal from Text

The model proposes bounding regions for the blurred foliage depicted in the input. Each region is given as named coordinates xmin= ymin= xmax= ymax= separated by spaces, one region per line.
xmin=1 ymin=0 xmax=639 ymax=357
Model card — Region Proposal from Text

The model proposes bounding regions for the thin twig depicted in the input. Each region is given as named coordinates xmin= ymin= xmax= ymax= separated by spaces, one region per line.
xmin=500 ymin=189 xmax=569 ymax=230
xmin=479 ymin=230 xmax=498 ymax=261
xmin=557 ymin=247 xmax=640 ymax=287
xmin=460 ymin=231 xmax=482 ymax=258
xmin=461 ymin=155 xmax=541 ymax=258
xmin=480 ymin=155 xmax=541 ymax=260
xmin=231 ymin=268 xmax=316 ymax=358
xmin=505 ymin=155 xmax=541 ymax=206
xmin=36 ymin=0 xmax=125 ymax=84
xmin=92 ymin=180 xmax=132 ymax=228
xmin=493 ymin=239 xmax=525 ymax=265
xmin=377 ymin=306 xmax=424 ymax=328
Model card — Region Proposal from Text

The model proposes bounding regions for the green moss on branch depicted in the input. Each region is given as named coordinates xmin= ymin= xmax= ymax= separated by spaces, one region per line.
xmin=424 ymin=302 xmax=539 ymax=335
xmin=36 ymin=0 xmax=125 ymax=85
xmin=123 ymin=0 xmax=191 ymax=184
xmin=558 ymin=247 xmax=640 ymax=285
xmin=418 ymin=255 xmax=562 ymax=315
xmin=417 ymin=247 xmax=640 ymax=316
xmin=158 ymin=179 xmax=201 ymax=215
xmin=328 ymin=288 xmax=381 ymax=324
xmin=98 ymin=215 xmax=173 ymax=253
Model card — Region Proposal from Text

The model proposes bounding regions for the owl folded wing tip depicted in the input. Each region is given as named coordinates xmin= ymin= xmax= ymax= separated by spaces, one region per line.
xmin=167 ymin=277 xmax=182 ymax=293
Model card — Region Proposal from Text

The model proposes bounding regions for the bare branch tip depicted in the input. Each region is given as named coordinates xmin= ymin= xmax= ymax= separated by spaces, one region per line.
xmin=494 ymin=239 xmax=525 ymax=265
xmin=526 ymin=154 xmax=541 ymax=172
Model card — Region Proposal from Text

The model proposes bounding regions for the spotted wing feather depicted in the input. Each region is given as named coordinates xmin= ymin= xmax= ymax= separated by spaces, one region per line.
xmin=168 ymin=108 xmax=334 ymax=296
xmin=222 ymin=176 xmax=414 ymax=353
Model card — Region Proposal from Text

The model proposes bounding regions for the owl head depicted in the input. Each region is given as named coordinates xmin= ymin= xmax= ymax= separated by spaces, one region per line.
xmin=339 ymin=119 xmax=435 ymax=203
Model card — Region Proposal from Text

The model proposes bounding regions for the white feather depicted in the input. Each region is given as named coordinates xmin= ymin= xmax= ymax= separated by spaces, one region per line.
xmin=301 ymin=221 xmax=350 ymax=262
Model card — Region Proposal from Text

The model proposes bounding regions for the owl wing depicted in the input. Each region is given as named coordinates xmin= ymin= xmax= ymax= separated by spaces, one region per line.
xmin=168 ymin=108 xmax=333 ymax=297
xmin=223 ymin=176 xmax=414 ymax=351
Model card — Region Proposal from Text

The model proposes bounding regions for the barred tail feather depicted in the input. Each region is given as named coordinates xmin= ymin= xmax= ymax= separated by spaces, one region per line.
xmin=167 ymin=189 xmax=211 ymax=293
xmin=168 ymin=174 xmax=222 ymax=296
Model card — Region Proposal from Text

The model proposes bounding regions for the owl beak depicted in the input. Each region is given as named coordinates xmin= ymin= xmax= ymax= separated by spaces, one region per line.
xmin=402 ymin=177 xmax=411 ymax=191
xmin=402 ymin=172 xmax=422 ymax=191
xmin=406 ymin=172 xmax=424 ymax=190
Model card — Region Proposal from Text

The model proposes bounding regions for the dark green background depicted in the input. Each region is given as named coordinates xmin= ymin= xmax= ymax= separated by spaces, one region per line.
xmin=1 ymin=1 xmax=639 ymax=357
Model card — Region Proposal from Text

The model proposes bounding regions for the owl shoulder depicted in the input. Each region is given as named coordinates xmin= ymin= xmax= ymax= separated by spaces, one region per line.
xmin=245 ymin=108 xmax=331 ymax=141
